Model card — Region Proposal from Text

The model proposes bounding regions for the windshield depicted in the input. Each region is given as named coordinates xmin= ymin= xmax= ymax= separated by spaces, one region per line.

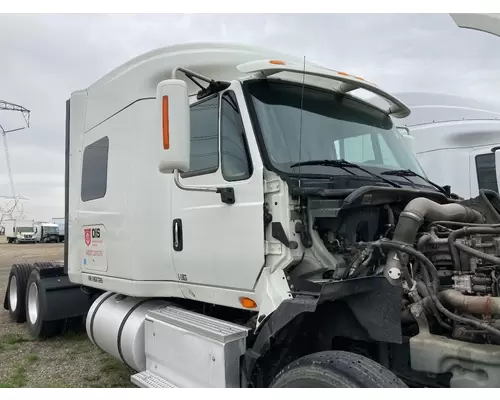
xmin=245 ymin=80 xmax=428 ymax=184
xmin=17 ymin=227 xmax=33 ymax=233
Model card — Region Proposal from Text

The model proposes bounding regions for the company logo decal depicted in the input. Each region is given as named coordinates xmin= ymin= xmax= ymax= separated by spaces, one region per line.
xmin=84 ymin=228 xmax=91 ymax=246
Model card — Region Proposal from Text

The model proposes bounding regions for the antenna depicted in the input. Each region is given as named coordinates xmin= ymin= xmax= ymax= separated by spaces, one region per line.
xmin=297 ymin=55 xmax=306 ymax=188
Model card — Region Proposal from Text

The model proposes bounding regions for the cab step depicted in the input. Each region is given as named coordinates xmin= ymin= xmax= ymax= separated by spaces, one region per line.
xmin=131 ymin=370 xmax=177 ymax=388
xmin=141 ymin=305 xmax=250 ymax=388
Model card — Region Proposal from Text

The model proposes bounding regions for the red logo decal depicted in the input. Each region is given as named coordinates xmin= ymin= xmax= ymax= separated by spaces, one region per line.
xmin=84 ymin=228 xmax=91 ymax=246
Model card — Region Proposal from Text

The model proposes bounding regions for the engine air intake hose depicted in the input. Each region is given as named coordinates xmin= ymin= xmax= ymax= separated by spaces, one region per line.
xmin=384 ymin=197 xmax=483 ymax=285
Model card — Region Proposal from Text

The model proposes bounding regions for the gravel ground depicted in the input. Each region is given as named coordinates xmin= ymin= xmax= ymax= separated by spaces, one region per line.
xmin=0 ymin=240 xmax=134 ymax=388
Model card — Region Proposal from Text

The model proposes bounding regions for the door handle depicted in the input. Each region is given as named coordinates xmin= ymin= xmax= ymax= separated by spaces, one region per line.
xmin=173 ymin=219 xmax=183 ymax=251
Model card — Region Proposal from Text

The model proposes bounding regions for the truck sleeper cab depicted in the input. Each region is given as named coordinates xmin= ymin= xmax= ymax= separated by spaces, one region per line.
xmin=5 ymin=43 xmax=500 ymax=389
xmin=388 ymin=92 xmax=500 ymax=200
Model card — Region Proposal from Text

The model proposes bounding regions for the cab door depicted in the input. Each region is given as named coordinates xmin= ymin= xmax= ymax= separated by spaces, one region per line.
xmin=170 ymin=83 xmax=265 ymax=292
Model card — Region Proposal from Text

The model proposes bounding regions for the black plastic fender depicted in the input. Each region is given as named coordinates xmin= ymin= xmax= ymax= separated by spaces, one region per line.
xmin=30 ymin=265 xmax=92 ymax=322
xmin=243 ymin=276 xmax=403 ymax=386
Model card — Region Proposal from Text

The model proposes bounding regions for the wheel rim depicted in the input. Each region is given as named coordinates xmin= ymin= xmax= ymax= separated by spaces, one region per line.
xmin=28 ymin=282 xmax=39 ymax=324
xmin=9 ymin=275 xmax=18 ymax=311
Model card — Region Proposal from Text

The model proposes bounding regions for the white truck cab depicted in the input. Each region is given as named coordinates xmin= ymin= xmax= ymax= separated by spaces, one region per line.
xmin=4 ymin=219 xmax=36 ymax=244
xmin=33 ymin=222 xmax=60 ymax=243
xmin=5 ymin=43 xmax=500 ymax=389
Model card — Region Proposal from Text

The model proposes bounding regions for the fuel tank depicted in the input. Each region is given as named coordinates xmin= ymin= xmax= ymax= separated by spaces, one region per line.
xmin=86 ymin=291 xmax=170 ymax=371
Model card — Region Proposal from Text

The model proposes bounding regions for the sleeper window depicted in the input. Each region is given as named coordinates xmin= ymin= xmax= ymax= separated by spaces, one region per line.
xmin=81 ymin=136 xmax=109 ymax=202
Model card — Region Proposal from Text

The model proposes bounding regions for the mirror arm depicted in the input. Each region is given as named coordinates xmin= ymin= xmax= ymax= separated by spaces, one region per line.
xmin=396 ymin=126 xmax=410 ymax=135
xmin=172 ymin=67 xmax=213 ymax=84
xmin=173 ymin=170 xmax=235 ymax=205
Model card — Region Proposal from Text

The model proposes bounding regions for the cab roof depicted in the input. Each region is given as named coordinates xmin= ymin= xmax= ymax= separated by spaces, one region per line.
xmin=79 ymin=42 xmax=410 ymax=131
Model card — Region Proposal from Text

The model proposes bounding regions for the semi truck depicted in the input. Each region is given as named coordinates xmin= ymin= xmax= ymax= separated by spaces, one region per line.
xmin=52 ymin=217 xmax=65 ymax=242
xmin=371 ymin=91 xmax=500 ymax=200
xmin=3 ymin=219 xmax=36 ymax=244
xmin=5 ymin=42 xmax=500 ymax=388
xmin=33 ymin=222 xmax=60 ymax=243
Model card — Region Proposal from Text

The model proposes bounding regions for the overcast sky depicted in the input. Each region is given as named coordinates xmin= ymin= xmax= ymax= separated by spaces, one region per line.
xmin=1 ymin=13 xmax=500 ymax=221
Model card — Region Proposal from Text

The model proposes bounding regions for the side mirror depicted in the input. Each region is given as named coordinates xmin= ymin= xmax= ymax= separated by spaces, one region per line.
xmin=157 ymin=79 xmax=190 ymax=174
xmin=397 ymin=126 xmax=416 ymax=156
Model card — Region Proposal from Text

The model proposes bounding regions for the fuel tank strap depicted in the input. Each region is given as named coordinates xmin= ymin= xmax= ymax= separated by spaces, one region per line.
xmin=89 ymin=292 xmax=115 ymax=348
xmin=116 ymin=299 xmax=151 ymax=369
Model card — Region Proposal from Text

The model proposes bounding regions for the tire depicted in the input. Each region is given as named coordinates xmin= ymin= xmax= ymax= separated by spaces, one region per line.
xmin=5 ymin=264 xmax=33 ymax=322
xmin=269 ymin=351 xmax=408 ymax=388
xmin=25 ymin=270 xmax=62 ymax=339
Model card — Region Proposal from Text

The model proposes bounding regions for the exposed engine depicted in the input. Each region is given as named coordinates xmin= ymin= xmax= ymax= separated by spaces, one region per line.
xmin=311 ymin=187 xmax=500 ymax=346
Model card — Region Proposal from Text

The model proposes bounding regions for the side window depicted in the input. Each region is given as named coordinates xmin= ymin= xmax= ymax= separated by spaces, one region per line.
xmin=476 ymin=153 xmax=498 ymax=192
xmin=335 ymin=134 xmax=376 ymax=163
xmin=221 ymin=91 xmax=252 ymax=181
xmin=378 ymin=136 xmax=399 ymax=167
xmin=81 ymin=136 xmax=109 ymax=202
xmin=183 ymin=95 xmax=219 ymax=177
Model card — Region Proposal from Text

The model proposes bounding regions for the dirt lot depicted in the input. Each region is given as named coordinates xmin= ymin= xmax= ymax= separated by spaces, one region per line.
xmin=0 ymin=240 xmax=133 ymax=388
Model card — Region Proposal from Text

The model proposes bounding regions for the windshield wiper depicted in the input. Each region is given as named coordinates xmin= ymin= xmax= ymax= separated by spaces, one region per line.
xmin=290 ymin=159 xmax=402 ymax=188
xmin=380 ymin=169 xmax=447 ymax=195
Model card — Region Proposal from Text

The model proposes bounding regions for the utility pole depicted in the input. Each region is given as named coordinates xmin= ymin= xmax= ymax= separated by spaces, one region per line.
xmin=0 ymin=100 xmax=30 ymax=224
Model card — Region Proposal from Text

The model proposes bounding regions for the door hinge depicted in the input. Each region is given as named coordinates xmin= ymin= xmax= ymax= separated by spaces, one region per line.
xmin=265 ymin=241 xmax=282 ymax=255
xmin=264 ymin=179 xmax=280 ymax=194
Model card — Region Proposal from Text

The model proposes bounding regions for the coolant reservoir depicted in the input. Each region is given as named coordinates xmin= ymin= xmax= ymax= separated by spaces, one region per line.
xmin=86 ymin=292 xmax=171 ymax=371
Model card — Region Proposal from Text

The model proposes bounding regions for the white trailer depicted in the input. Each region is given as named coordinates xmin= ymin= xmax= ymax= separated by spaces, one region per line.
xmin=4 ymin=219 xmax=36 ymax=244
xmin=5 ymin=42 xmax=500 ymax=388
xmin=51 ymin=217 xmax=65 ymax=242
xmin=33 ymin=222 xmax=60 ymax=243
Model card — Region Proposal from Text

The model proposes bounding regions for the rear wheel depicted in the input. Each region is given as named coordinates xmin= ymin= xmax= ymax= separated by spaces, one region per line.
xmin=25 ymin=270 xmax=62 ymax=338
xmin=6 ymin=264 xmax=33 ymax=322
xmin=269 ymin=351 xmax=407 ymax=388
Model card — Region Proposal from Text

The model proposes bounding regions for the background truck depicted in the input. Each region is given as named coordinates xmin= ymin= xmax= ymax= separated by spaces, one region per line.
xmin=52 ymin=217 xmax=65 ymax=242
xmin=3 ymin=219 xmax=36 ymax=244
xmin=365 ymin=14 xmax=500 ymax=201
xmin=376 ymin=91 xmax=500 ymax=200
xmin=33 ymin=222 xmax=60 ymax=243
xmin=5 ymin=41 xmax=500 ymax=388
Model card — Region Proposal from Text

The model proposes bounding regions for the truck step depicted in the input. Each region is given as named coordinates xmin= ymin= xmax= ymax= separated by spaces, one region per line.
xmin=143 ymin=306 xmax=250 ymax=387
xmin=131 ymin=370 xmax=177 ymax=388
xmin=148 ymin=305 xmax=250 ymax=343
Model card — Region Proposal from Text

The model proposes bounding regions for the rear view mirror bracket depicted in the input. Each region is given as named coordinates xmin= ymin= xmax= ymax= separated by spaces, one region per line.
xmin=173 ymin=170 xmax=235 ymax=205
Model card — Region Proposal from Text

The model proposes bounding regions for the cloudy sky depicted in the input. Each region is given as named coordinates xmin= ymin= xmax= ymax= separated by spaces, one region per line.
xmin=1 ymin=13 xmax=500 ymax=221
